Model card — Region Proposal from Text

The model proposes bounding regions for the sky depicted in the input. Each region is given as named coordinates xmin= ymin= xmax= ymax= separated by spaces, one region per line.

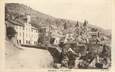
xmin=5 ymin=0 xmax=112 ymax=29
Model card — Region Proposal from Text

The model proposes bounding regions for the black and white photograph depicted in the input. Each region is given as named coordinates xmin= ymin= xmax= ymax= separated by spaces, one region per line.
xmin=4 ymin=0 xmax=112 ymax=70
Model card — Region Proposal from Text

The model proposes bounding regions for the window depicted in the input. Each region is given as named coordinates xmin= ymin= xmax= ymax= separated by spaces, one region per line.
xmin=26 ymin=40 xmax=28 ymax=44
xmin=21 ymin=27 xmax=23 ymax=30
xmin=26 ymin=34 xmax=28 ymax=38
xmin=23 ymin=27 xmax=24 ymax=30
xmin=20 ymin=32 xmax=21 ymax=36
xmin=34 ymin=41 xmax=36 ymax=44
xmin=29 ymin=41 xmax=30 ymax=44
xmin=19 ymin=40 xmax=21 ymax=44
xmin=17 ymin=40 xmax=18 ymax=44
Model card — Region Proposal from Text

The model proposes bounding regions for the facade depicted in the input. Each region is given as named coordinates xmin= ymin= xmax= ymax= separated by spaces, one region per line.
xmin=51 ymin=25 xmax=63 ymax=45
xmin=6 ymin=15 xmax=39 ymax=46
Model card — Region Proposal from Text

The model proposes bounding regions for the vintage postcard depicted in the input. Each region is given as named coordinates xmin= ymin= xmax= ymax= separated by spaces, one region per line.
xmin=0 ymin=0 xmax=114 ymax=72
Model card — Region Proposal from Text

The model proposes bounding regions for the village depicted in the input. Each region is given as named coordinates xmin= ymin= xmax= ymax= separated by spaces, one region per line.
xmin=5 ymin=3 xmax=111 ymax=69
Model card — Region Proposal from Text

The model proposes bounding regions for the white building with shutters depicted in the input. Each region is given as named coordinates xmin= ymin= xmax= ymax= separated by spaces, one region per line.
xmin=6 ymin=14 xmax=39 ymax=46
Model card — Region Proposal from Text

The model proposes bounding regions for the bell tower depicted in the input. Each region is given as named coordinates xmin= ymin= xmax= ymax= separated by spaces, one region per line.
xmin=26 ymin=14 xmax=31 ymax=23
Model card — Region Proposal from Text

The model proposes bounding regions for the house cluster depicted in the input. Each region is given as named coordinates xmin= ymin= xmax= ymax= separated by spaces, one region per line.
xmin=5 ymin=14 xmax=39 ymax=46
xmin=5 ymin=13 xmax=110 ymax=48
xmin=5 ymin=12 xmax=111 ymax=69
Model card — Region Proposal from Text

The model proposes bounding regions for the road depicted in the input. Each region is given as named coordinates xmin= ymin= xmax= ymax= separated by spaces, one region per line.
xmin=5 ymin=47 xmax=54 ymax=69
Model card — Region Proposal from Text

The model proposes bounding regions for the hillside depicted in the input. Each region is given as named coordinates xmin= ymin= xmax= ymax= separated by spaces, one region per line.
xmin=5 ymin=3 xmax=56 ymax=27
xmin=5 ymin=3 xmax=111 ymax=69
xmin=5 ymin=3 xmax=111 ymax=39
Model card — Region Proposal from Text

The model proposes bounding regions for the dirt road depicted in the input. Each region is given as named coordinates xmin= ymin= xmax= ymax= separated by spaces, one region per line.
xmin=5 ymin=47 xmax=54 ymax=69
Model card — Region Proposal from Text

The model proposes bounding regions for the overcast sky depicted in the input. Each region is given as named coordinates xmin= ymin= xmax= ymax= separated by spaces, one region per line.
xmin=5 ymin=0 xmax=112 ymax=29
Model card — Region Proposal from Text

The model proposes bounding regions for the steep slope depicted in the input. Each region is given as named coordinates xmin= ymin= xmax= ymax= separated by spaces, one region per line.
xmin=5 ymin=3 xmax=111 ymax=40
xmin=5 ymin=3 xmax=56 ymax=28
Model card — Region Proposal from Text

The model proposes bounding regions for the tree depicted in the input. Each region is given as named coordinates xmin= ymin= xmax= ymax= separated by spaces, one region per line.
xmin=6 ymin=27 xmax=17 ymax=39
xmin=64 ymin=22 xmax=67 ymax=29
